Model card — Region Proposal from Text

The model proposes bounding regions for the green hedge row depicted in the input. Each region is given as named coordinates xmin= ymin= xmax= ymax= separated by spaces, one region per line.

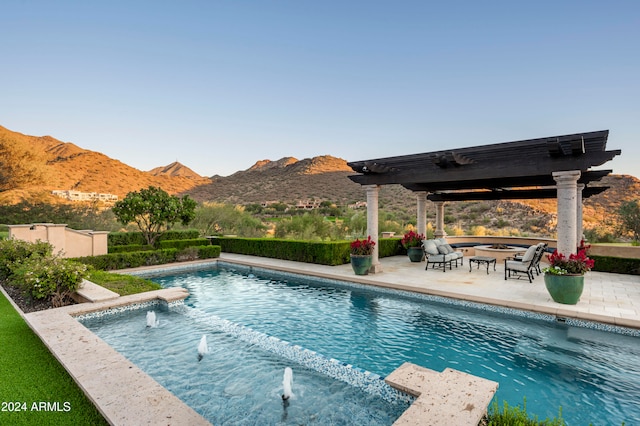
xmin=591 ymin=255 xmax=640 ymax=275
xmin=75 ymin=245 xmax=221 ymax=270
xmin=108 ymin=229 xmax=201 ymax=246
xmin=209 ymin=237 xmax=404 ymax=265
xmin=158 ymin=238 xmax=211 ymax=250
xmin=109 ymin=244 xmax=154 ymax=253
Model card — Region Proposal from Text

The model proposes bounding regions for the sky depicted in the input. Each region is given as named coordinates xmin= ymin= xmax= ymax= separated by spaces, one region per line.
xmin=1 ymin=1 xmax=639 ymax=178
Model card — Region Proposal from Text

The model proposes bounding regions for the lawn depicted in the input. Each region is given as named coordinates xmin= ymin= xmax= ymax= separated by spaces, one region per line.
xmin=0 ymin=291 xmax=108 ymax=426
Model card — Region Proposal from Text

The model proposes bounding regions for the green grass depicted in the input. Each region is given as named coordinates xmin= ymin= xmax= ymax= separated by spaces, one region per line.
xmin=0 ymin=291 xmax=108 ymax=426
xmin=87 ymin=270 xmax=162 ymax=295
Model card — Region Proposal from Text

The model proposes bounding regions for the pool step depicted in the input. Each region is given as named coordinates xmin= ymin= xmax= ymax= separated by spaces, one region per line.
xmin=72 ymin=279 xmax=120 ymax=303
xmin=385 ymin=362 xmax=498 ymax=426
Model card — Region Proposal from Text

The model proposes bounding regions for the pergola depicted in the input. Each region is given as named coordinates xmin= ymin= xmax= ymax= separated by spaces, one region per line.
xmin=347 ymin=130 xmax=621 ymax=273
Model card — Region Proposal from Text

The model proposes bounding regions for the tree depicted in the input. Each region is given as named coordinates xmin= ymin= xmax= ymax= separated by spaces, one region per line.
xmin=191 ymin=203 xmax=265 ymax=237
xmin=617 ymin=200 xmax=640 ymax=242
xmin=112 ymin=186 xmax=197 ymax=245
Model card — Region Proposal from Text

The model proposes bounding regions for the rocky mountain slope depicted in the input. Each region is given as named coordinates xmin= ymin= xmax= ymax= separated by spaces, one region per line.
xmin=0 ymin=125 xmax=210 ymax=203
xmin=2 ymin=124 xmax=639 ymax=237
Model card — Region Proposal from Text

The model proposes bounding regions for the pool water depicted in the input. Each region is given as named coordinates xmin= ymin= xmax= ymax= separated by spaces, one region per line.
xmin=82 ymin=307 xmax=410 ymax=425
xmin=141 ymin=264 xmax=640 ymax=425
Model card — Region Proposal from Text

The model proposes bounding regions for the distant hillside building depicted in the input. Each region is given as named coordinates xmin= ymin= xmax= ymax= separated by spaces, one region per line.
xmin=52 ymin=190 xmax=118 ymax=203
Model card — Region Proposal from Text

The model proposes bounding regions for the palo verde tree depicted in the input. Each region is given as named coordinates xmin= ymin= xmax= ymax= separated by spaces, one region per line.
xmin=112 ymin=186 xmax=197 ymax=245
xmin=617 ymin=199 xmax=640 ymax=243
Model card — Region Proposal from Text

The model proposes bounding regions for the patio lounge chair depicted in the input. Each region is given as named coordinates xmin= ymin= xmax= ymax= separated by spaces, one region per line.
xmin=513 ymin=243 xmax=548 ymax=275
xmin=504 ymin=244 xmax=538 ymax=283
xmin=422 ymin=238 xmax=463 ymax=272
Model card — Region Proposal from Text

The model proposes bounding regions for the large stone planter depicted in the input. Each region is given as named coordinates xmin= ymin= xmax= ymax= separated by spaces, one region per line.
xmin=544 ymin=273 xmax=584 ymax=305
xmin=350 ymin=255 xmax=373 ymax=275
xmin=407 ymin=247 xmax=424 ymax=262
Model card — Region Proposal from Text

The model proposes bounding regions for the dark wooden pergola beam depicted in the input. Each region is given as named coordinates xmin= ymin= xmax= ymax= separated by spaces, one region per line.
xmin=426 ymin=186 xmax=609 ymax=202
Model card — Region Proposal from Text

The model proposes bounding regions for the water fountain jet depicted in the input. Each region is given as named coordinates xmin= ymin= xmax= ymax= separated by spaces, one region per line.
xmin=282 ymin=367 xmax=293 ymax=401
xmin=146 ymin=311 xmax=159 ymax=328
xmin=197 ymin=335 xmax=209 ymax=361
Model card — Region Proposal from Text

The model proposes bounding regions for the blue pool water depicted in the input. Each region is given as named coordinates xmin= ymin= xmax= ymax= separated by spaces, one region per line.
xmin=82 ymin=306 xmax=409 ymax=425
xmin=87 ymin=262 xmax=640 ymax=425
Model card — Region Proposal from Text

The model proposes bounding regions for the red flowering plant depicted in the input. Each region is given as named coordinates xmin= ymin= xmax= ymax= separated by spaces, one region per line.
xmin=401 ymin=230 xmax=426 ymax=249
xmin=350 ymin=236 xmax=376 ymax=256
xmin=543 ymin=248 xmax=595 ymax=276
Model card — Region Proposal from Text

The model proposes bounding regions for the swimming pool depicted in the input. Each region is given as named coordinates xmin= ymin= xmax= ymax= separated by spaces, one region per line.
xmin=81 ymin=304 xmax=410 ymax=425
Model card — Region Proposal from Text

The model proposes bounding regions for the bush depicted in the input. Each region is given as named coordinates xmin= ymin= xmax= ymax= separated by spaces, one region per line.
xmin=590 ymin=255 xmax=640 ymax=275
xmin=211 ymin=237 xmax=404 ymax=265
xmin=158 ymin=238 xmax=210 ymax=250
xmin=196 ymin=245 xmax=221 ymax=259
xmin=75 ymin=249 xmax=179 ymax=270
xmin=487 ymin=399 xmax=566 ymax=425
xmin=75 ymin=245 xmax=221 ymax=270
xmin=10 ymin=257 xmax=88 ymax=307
xmin=0 ymin=239 xmax=53 ymax=279
xmin=108 ymin=244 xmax=154 ymax=253
xmin=108 ymin=229 xmax=201 ymax=247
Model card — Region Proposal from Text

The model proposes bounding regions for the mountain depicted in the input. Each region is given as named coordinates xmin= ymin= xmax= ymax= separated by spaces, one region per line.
xmin=148 ymin=161 xmax=203 ymax=179
xmin=2 ymin=124 xmax=640 ymax=238
xmin=187 ymin=155 xmax=366 ymax=204
xmin=0 ymin=125 xmax=210 ymax=204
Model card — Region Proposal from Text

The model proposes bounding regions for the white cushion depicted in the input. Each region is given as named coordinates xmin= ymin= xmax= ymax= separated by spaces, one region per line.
xmin=521 ymin=245 xmax=538 ymax=262
xmin=423 ymin=240 xmax=439 ymax=255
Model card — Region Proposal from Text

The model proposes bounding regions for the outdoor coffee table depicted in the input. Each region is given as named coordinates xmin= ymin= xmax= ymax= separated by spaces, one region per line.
xmin=469 ymin=256 xmax=496 ymax=274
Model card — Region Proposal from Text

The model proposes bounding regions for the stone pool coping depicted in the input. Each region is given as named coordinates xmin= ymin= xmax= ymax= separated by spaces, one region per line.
xmin=15 ymin=287 xmax=212 ymax=426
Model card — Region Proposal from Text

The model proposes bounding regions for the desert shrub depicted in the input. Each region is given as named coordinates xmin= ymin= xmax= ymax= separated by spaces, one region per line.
xmin=10 ymin=256 xmax=88 ymax=307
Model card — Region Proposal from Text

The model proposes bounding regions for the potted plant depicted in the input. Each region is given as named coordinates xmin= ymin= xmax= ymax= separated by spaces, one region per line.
xmin=543 ymin=248 xmax=595 ymax=304
xmin=401 ymin=230 xmax=426 ymax=262
xmin=350 ymin=236 xmax=376 ymax=275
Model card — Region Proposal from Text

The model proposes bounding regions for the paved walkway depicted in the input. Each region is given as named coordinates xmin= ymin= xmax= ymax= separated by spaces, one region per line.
xmin=217 ymin=253 xmax=640 ymax=329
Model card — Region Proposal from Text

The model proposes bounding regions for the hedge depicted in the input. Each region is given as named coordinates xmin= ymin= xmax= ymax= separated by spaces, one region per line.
xmin=108 ymin=244 xmax=154 ymax=254
xmin=108 ymin=229 xmax=201 ymax=247
xmin=209 ymin=237 xmax=404 ymax=266
xmin=74 ymin=245 xmax=221 ymax=270
xmin=591 ymin=255 xmax=640 ymax=275
xmin=158 ymin=238 xmax=211 ymax=250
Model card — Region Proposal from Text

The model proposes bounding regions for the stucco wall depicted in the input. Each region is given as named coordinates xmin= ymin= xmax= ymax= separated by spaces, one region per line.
xmin=8 ymin=223 xmax=108 ymax=258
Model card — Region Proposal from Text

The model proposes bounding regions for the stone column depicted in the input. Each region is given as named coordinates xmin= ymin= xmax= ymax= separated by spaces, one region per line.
xmin=576 ymin=183 xmax=585 ymax=245
xmin=434 ymin=201 xmax=447 ymax=238
xmin=416 ymin=192 xmax=428 ymax=238
xmin=365 ymin=185 xmax=382 ymax=273
xmin=553 ymin=171 xmax=581 ymax=255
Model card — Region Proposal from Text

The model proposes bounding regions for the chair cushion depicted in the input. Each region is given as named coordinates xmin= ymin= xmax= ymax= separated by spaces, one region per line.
xmin=521 ymin=245 xmax=538 ymax=262
xmin=443 ymin=244 xmax=454 ymax=254
xmin=423 ymin=240 xmax=439 ymax=255
xmin=435 ymin=238 xmax=448 ymax=246
xmin=506 ymin=260 xmax=530 ymax=271
xmin=437 ymin=245 xmax=449 ymax=254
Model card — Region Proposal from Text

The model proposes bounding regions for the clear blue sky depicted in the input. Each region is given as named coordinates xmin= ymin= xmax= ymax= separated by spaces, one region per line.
xmin=2 ymin=1 xmax=638 ymax=178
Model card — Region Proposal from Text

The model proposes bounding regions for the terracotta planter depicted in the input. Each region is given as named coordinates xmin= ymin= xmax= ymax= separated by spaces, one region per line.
xmin=544 ymin=273 xmax=584 ymax=305
xmin=350 ymin=255 xmax=373 ymax=275
xmin=407 ymin=247 xmax=424 ymax=262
